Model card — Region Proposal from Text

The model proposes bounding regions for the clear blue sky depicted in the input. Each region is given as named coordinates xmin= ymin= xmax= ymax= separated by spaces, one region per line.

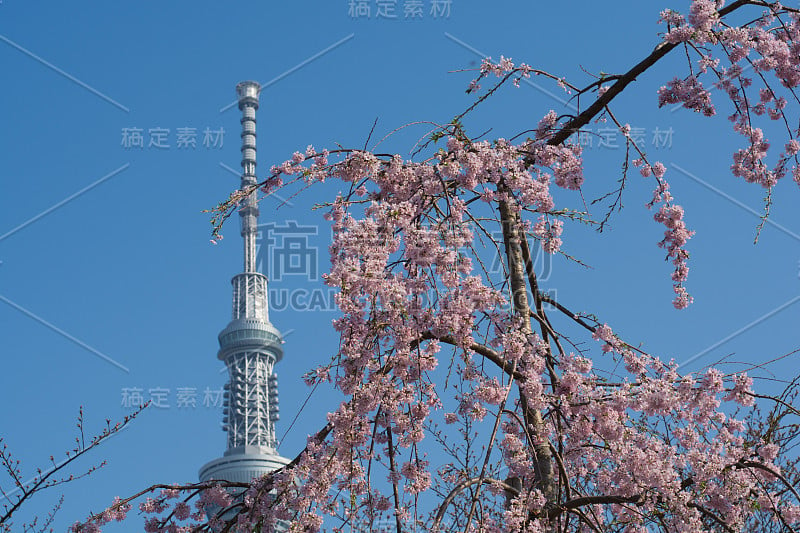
xmin=1 ymin=1 xmax=798 ymax=530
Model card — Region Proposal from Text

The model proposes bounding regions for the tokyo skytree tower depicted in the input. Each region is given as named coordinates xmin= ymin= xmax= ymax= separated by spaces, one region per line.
xmin=199 ymin=81 xmax=290 ymax=490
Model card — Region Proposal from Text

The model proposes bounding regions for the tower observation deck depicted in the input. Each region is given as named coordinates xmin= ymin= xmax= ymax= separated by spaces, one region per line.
xmin=199 ymin=81 xmax=290 ymax=488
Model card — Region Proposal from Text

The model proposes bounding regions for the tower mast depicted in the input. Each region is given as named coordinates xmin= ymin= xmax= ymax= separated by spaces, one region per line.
xmin=239 ymin=81 xmax=259 ymax=276
xmin=200 ymin=81 xmax=289 ymax=488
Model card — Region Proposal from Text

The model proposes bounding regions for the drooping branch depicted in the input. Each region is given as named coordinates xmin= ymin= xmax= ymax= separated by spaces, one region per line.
xmin=540 ymin=494 xmax=645 ymax=520
xmin=687 ymin=501 xmax=736 ymax=533
xmin=417 ymin=331 xmax=523 ymax=381
xmin=431 ymin=477 xmax=519 ymax=530
xmin=537 ymin=292 xmax=596 ymax=335
xmin=543 ymin=0 xmax=757 ymax=150
xmin=734 ymin=459 xmax=800 ymax=502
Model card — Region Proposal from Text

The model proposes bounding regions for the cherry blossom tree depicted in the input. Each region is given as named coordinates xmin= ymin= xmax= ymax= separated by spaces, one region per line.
xmin=74 ymin=1 xmax=800 ymax=531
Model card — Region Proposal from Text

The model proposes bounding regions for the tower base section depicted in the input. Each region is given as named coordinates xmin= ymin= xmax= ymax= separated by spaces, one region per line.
xmin=199 ymin=450 xmax=291 ymax=530
xmin=199 ymin=449 xmax=290 ymax=484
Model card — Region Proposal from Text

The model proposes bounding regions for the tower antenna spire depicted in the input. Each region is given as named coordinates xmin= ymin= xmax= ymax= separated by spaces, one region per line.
xmin=237 ymin=81 xmax=260 ymax=276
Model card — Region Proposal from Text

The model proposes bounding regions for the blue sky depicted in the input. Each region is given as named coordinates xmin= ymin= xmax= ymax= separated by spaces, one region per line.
xmin=1 ymin=1 xmax=798 ymax=530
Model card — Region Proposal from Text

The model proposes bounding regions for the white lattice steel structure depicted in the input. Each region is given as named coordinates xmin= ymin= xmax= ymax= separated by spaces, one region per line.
xmin=199 ymin=81 xmax=290 ymax=491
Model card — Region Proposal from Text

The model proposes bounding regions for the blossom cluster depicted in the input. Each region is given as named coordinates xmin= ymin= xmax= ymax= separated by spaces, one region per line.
xmin=659 ymin=1 xmax=800 ymax=188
